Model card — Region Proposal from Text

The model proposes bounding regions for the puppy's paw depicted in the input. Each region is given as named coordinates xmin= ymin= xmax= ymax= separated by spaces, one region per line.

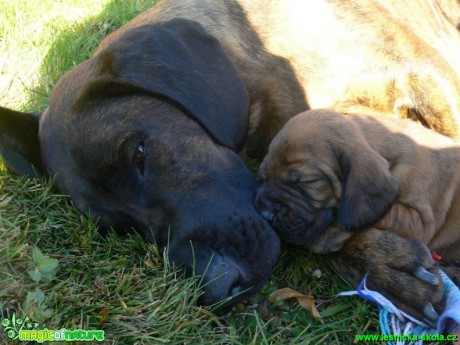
xmin=327 ymin=228 xmax=444 ymax=323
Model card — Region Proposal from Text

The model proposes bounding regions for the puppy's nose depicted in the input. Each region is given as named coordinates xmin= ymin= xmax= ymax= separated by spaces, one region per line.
xmin=255 ymin=183 xmax=276 ymax=222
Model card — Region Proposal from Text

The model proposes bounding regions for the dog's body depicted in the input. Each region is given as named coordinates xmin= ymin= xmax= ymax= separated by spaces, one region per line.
xmin=1 ymin=0 xmax=460 ymax=315
xmin=102 ymin=0 xmax=460 ymax=157
xmin=256 ymin=109 xmax=460 ymax=318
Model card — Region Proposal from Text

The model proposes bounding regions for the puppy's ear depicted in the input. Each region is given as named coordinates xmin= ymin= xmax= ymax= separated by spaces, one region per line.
xmin=338 ymin=144 xmax=398 ymax=230
xmin=0 ymin=106 xmax=43 ymax=178
xmin=85 ymin=18 xmax=249 ymax=152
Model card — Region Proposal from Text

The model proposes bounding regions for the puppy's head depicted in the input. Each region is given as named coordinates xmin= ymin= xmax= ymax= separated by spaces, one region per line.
xmin=256 ymin=110 xmax=398 ymax=253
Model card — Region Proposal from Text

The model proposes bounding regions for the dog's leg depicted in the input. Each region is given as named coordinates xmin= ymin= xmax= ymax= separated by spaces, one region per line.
xmin=327 ymin=228 xmax=444 ymax=323
xmin=393 ymin=67 xmax=460 ymax=139
xmin=333 ymin=63 xmax=460 ymax=140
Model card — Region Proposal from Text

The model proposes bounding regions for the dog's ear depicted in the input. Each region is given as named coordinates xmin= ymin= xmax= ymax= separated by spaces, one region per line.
xmin=0 ymin=106 xmax=43 ymax=178
xmin=338 ymin=143 xmax=398 ymax=231
xmin=86 ymin=18 xmax=249 ymax=152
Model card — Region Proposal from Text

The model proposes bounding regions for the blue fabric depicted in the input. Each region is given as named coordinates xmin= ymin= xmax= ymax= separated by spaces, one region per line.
xmin=339 ymin=270 xmax=460 ymax=344
xmin=438 ymin=271 xmax=460 ymax=334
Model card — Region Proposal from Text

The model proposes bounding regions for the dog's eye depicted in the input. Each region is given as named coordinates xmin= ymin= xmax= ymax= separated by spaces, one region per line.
xmin=133 ymin=142 xmax=145 ymax=172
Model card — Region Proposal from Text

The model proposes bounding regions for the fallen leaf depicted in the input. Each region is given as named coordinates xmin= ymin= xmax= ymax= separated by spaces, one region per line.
xmin=269 ymin=287 xmax=323 ymax=322
xmin=99 ymin=307 xmax=108 ymax=327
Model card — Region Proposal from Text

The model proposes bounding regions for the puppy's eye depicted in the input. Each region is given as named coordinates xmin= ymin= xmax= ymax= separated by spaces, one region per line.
xmin=288 ymin=170 xmax=299 ymax=182
xmin=133 ymin=142 xmax=145 ymax=172
xmin=299 ymin=179 xmax=322 ymax=185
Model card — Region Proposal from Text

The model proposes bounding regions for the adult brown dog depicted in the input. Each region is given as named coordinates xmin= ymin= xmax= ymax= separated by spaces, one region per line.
xmin=1 ymin=0 xmax=460 ymax=314
xmin=256 ymin=109 xmax=460 ymax=320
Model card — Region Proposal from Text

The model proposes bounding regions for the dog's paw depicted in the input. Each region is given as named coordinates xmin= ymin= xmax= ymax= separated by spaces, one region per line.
xmin=327 ymin=228 xmax=444 ymax=324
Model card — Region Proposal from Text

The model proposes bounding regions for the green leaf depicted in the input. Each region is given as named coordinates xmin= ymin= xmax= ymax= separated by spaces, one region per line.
xmin=40 ymin=271 xmax=57 ymax=282
xmin=38 ymin=258 xmax=59 ymax=273
xmin=319 ymin=303 xmax=351 ymax=318
xmin=28 ymin=270 xmax=42 ymax=282
xmin=32 ymin=248 xmax=44 ymax=263
xmin=26 ymin=288 xmax=45 ymax=305
xmin=34 ymin=287 xmax=45 ymax=304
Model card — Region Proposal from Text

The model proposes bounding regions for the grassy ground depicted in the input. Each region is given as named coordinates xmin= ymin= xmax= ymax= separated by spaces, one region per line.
xmin=0 ymin=1 xmax=384 ymax=344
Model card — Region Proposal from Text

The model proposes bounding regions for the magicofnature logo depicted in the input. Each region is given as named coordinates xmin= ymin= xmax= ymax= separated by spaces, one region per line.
xmin=1 ymin=313 xmax=105 ymax=343
xmin=1 ymin=313 xmax=40 ymax=340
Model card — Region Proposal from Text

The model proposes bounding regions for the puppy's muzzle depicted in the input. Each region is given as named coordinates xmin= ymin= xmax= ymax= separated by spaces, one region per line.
xmin=255 ymin=182 xmax=280 ymax=223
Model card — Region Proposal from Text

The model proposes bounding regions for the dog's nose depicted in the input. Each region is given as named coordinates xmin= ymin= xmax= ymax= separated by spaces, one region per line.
xmin=324 ymin=241 xmax=344 ymax=254
xmin=230 ymin=284 xmax=243 ymax=296
xmin=198 ymin=255 xmax=246 ymax=306
xmin=259 ymin=208 xmax=275 ymax=222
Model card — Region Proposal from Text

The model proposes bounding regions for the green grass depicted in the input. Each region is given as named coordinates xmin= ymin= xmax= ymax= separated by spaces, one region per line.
xmin=0 ymin=1 xmax=383 ymax=344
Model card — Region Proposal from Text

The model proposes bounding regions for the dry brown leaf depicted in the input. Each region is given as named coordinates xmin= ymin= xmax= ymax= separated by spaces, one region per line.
xmin=269 ymin=287 xmax=323 ymax=322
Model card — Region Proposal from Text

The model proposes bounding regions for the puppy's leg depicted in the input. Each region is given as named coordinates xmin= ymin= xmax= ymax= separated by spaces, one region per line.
xmin=327 ymin=228 xmax=444 ymax=323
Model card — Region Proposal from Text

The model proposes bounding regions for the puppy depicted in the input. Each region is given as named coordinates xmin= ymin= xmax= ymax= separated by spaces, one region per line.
xmin=256 ymin=109 xmax=460 ymax=318
xmin=257 ymin=109 xmax=460 ymax=257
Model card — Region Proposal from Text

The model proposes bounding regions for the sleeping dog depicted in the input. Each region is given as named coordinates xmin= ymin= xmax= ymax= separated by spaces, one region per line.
xmin=1 ymin=0 xmax=460 ymax=314
xmin=256 ymin=109 xmax=460 ymax=319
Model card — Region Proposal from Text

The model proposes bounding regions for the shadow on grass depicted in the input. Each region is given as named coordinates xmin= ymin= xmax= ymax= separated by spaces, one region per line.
xmin=29 ymin=0 xmax=160 ymax=113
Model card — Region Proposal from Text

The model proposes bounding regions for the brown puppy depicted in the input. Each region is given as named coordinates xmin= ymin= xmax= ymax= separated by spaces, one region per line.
xmin=256 ymin=109 xmax=460 ymax=319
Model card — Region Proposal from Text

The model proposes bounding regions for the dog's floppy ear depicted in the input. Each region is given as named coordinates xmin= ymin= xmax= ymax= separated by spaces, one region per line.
xmin=90 ymin=18 xmax=249 ymax=151
xmin=0 ymin=106 xmax=43 ymax=178
xmin=338 ymin=143 xmax=398 ymax=231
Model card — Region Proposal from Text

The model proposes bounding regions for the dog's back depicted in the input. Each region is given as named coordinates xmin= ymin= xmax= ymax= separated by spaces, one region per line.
xmin=349 ymin=113 xmax=458 ymax=150
xmin=97 ymin=0 xmax=460 ymax=155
